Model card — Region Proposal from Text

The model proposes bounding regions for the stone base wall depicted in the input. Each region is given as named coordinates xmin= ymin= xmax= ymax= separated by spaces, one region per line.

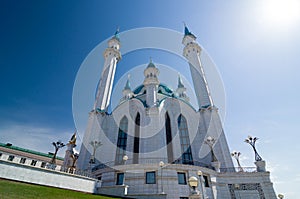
xmin=0 ymin=159 xmax=98 ymax=193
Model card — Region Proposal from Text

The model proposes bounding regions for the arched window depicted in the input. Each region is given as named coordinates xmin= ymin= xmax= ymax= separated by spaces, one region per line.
xmin=115 ymin=116 xmax=128 ymax=165
xmin=165 ymin=112 xmax=173 ymax=163
xmin=178 ymin=114 xmax=193 ymax=165
xmin=133 ymin=113 xmax=140 ymax=164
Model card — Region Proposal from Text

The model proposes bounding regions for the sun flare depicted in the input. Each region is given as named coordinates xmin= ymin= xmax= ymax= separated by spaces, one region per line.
xmin=261 ymin=0 xmax=300 ymax=27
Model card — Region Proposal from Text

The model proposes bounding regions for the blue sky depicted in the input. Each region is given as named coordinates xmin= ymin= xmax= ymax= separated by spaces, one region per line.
xmin=1 ymin=1 xmax=300 ymax=198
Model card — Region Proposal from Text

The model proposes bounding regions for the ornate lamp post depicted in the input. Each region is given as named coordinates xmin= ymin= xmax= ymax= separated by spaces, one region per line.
xmin=50 ymin=141 xmax=65 ymax=164
xmin=197 ymin=170 xmax=205 ymax=199
xmin=231 ymin=151 xmax=244 ymax=172
xmin=89 ymin=140 xmax=102 ymax=164
xmin=159 ymin=161 xmax=165 ymax=194
xmin=204 ymin=136 xmax=217 ymax=162
xmin=188 ymin=176 xmax=200 ymax=198
xmin=244 ymin=136 xmax=262 ymax=161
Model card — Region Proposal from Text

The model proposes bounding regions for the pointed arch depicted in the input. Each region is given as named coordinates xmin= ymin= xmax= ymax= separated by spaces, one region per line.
xmin=178 ymin=114 xmax=193 ymax=165
xmin=165 ymin=112 xmax=174 ymax=163
xmin=115 ymin=116 xmax=128 ymax=165
xmin=133 ymin=112 xmax=140 ymax=164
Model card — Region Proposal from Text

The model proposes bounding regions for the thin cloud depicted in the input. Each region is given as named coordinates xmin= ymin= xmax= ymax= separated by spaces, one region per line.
xmin=0 ymin=122 xmax=74 ymax=157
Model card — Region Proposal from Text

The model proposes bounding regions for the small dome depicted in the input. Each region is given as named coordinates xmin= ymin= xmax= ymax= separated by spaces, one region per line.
xmin=147 ymin=61 xmax=156 ymax=68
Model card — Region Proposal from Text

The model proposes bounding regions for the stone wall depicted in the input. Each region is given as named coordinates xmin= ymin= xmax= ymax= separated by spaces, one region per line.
xmin=0 ymin=159 xmax=98 ymax=193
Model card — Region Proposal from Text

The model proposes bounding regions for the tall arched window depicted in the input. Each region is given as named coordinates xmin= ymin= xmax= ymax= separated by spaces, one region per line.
xmin=133 ymin=113 xmax=140 ymax=164
xmin=115 ymin=116 xmax=128 ymax=165
xmin=165 ymin=112 xmax=173 ymax=163
xmin=178 ymin=114 xmax=193 ymax=165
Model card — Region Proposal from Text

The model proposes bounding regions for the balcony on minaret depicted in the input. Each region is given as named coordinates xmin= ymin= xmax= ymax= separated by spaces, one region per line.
xmin=143 ymin=59 xmax=160 ymax=108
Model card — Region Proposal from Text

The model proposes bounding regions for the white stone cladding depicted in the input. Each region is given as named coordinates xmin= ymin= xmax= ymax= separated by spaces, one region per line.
xmin=94 ymin=36 xmax=121 ymax=111
xmin=76 ymin=27 xmax=277 ymax=199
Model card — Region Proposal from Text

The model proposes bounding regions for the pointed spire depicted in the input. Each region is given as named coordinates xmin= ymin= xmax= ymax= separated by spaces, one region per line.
xmin=178 ymin=74 xmax=185 ymax=88
xmin=69 ymin=130 xmax=77 ymax=145
xmin=183 ymin=22 xmax=196 ymax=38
xmin=147 ymin=57 xmax=156 ymax=68
xmin=124 ymin=74 xmax=131 ymax=90
xmin=113 ymin=26 xmax=120 ymax=41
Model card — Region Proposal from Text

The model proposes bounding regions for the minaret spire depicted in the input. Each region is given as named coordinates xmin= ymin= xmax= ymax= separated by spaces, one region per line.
xmin=143 ymin=58 xmax=159 ymax=107
xmin=120 ymin=74 xmax=133 ymax=103
xmin=176 ymin=74 xmax=189 ymax=102
xmin=182 ymin=24 xmax=213 ymax=108
xmin=94 ymin=28 xmax=122 ymax=111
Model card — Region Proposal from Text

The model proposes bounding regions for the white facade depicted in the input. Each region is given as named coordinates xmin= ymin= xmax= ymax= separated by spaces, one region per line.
xmin=77 ymin=26 xmax=277 ymax=199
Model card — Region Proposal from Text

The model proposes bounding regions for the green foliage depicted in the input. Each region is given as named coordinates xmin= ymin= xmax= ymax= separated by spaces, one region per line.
xmin=0 ymin=179 xmax=120 ymax=199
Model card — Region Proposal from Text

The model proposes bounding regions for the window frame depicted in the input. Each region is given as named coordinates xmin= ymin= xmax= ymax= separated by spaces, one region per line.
xmin=116 ymin=173 xmax=124 ymax=185
xmin=177 ymin=172 xmax=187 ymax=185
xmin=19 ymin=157 xmax=26 ymax=164
xmin=30 ymin=160 xmax=37 ymax=166
xmin=7 ymin=155 xmax=14 ymax=161
xmin=178 ymin=114 xmax=194 ymax=165
xmin=115 ymin=117 xmax=128 ymax=165
xmin=145 ymin=171 xmax=156 ymax=184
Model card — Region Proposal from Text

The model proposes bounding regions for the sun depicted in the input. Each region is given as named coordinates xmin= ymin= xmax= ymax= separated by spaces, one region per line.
xmin=261 ymin=0 xmax=300 ymax=28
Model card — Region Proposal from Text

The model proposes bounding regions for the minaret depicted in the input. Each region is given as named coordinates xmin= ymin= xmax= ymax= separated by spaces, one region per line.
xmin=143 ymin=59 xmax=159 ymax=107
xmin=120 ymin=74 xmax=133 ymax=103
xmin=176 ymin=74 xmax=189 ymax=102
xmin=182 ymin=25 xmax=213 ymax=108
xmin=94 ymin=29 xmax=122 ymax=111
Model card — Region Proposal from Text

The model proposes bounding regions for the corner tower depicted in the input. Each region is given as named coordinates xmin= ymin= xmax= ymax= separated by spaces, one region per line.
xmin=182 ymin=25 xmax=213 ymax=109
xmin=94 ymin=29 xmax=122 ymax=112
xmin=143 ymin=59 xmax=159 ymax=107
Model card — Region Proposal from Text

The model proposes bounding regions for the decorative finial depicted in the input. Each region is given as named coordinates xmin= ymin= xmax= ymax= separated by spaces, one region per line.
xmin=150 ymin=57 xmax=152 ymax=63
xmin=113 ymin=26 xmax=120 ymax=41
xmin=115 ymin=26 xmax=120 ymax=35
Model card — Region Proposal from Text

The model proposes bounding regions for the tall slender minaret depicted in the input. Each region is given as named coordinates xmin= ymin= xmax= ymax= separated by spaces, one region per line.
xmin=182 ymin=25 xmax=213 ymax=109
xmin=143 ymin=59 xmax=159 ymax=107
xmin=94 ymin=29 xmax=122 ymax=111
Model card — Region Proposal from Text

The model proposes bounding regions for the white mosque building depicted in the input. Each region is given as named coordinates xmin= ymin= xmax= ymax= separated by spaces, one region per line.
xmin=76 ymin=26 xmax=277 ymax=199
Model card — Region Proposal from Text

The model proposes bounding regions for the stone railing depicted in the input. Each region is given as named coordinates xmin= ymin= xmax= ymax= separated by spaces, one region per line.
xmin=220 ymin=167 xmax=257 ymax=173
xmin=92 ymin=158 xmax=213 ymax=172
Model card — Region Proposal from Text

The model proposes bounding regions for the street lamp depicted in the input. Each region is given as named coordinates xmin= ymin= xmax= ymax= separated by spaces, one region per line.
xmin=197 ymin=170 xmax=205 ymax=199
xmin=278 ymin=194 xmax=284 ymax=199
xmin=204 ymin=136 xmax=218 ymax=162
xmin=50 ymin=141 xmax=65 ymax=165
xmin=122 ymin=155 xmax=128 ymax=185
xmin=188 ymin=176 xmax=199 ymax=194
xmin=89 ymin=140 xmax=102 ymax=164
xmin=244 ymin=135 xmax=263 ymax=161
xmin=159 ymin=161 xmax=165 ymax=194
xmin=234 ymin=184 xmax=241 ymax=199
xmin=123 ymin=155 xmax=128 ymax=164
xmin=231 ymin=151 xmax=244 ymax=172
